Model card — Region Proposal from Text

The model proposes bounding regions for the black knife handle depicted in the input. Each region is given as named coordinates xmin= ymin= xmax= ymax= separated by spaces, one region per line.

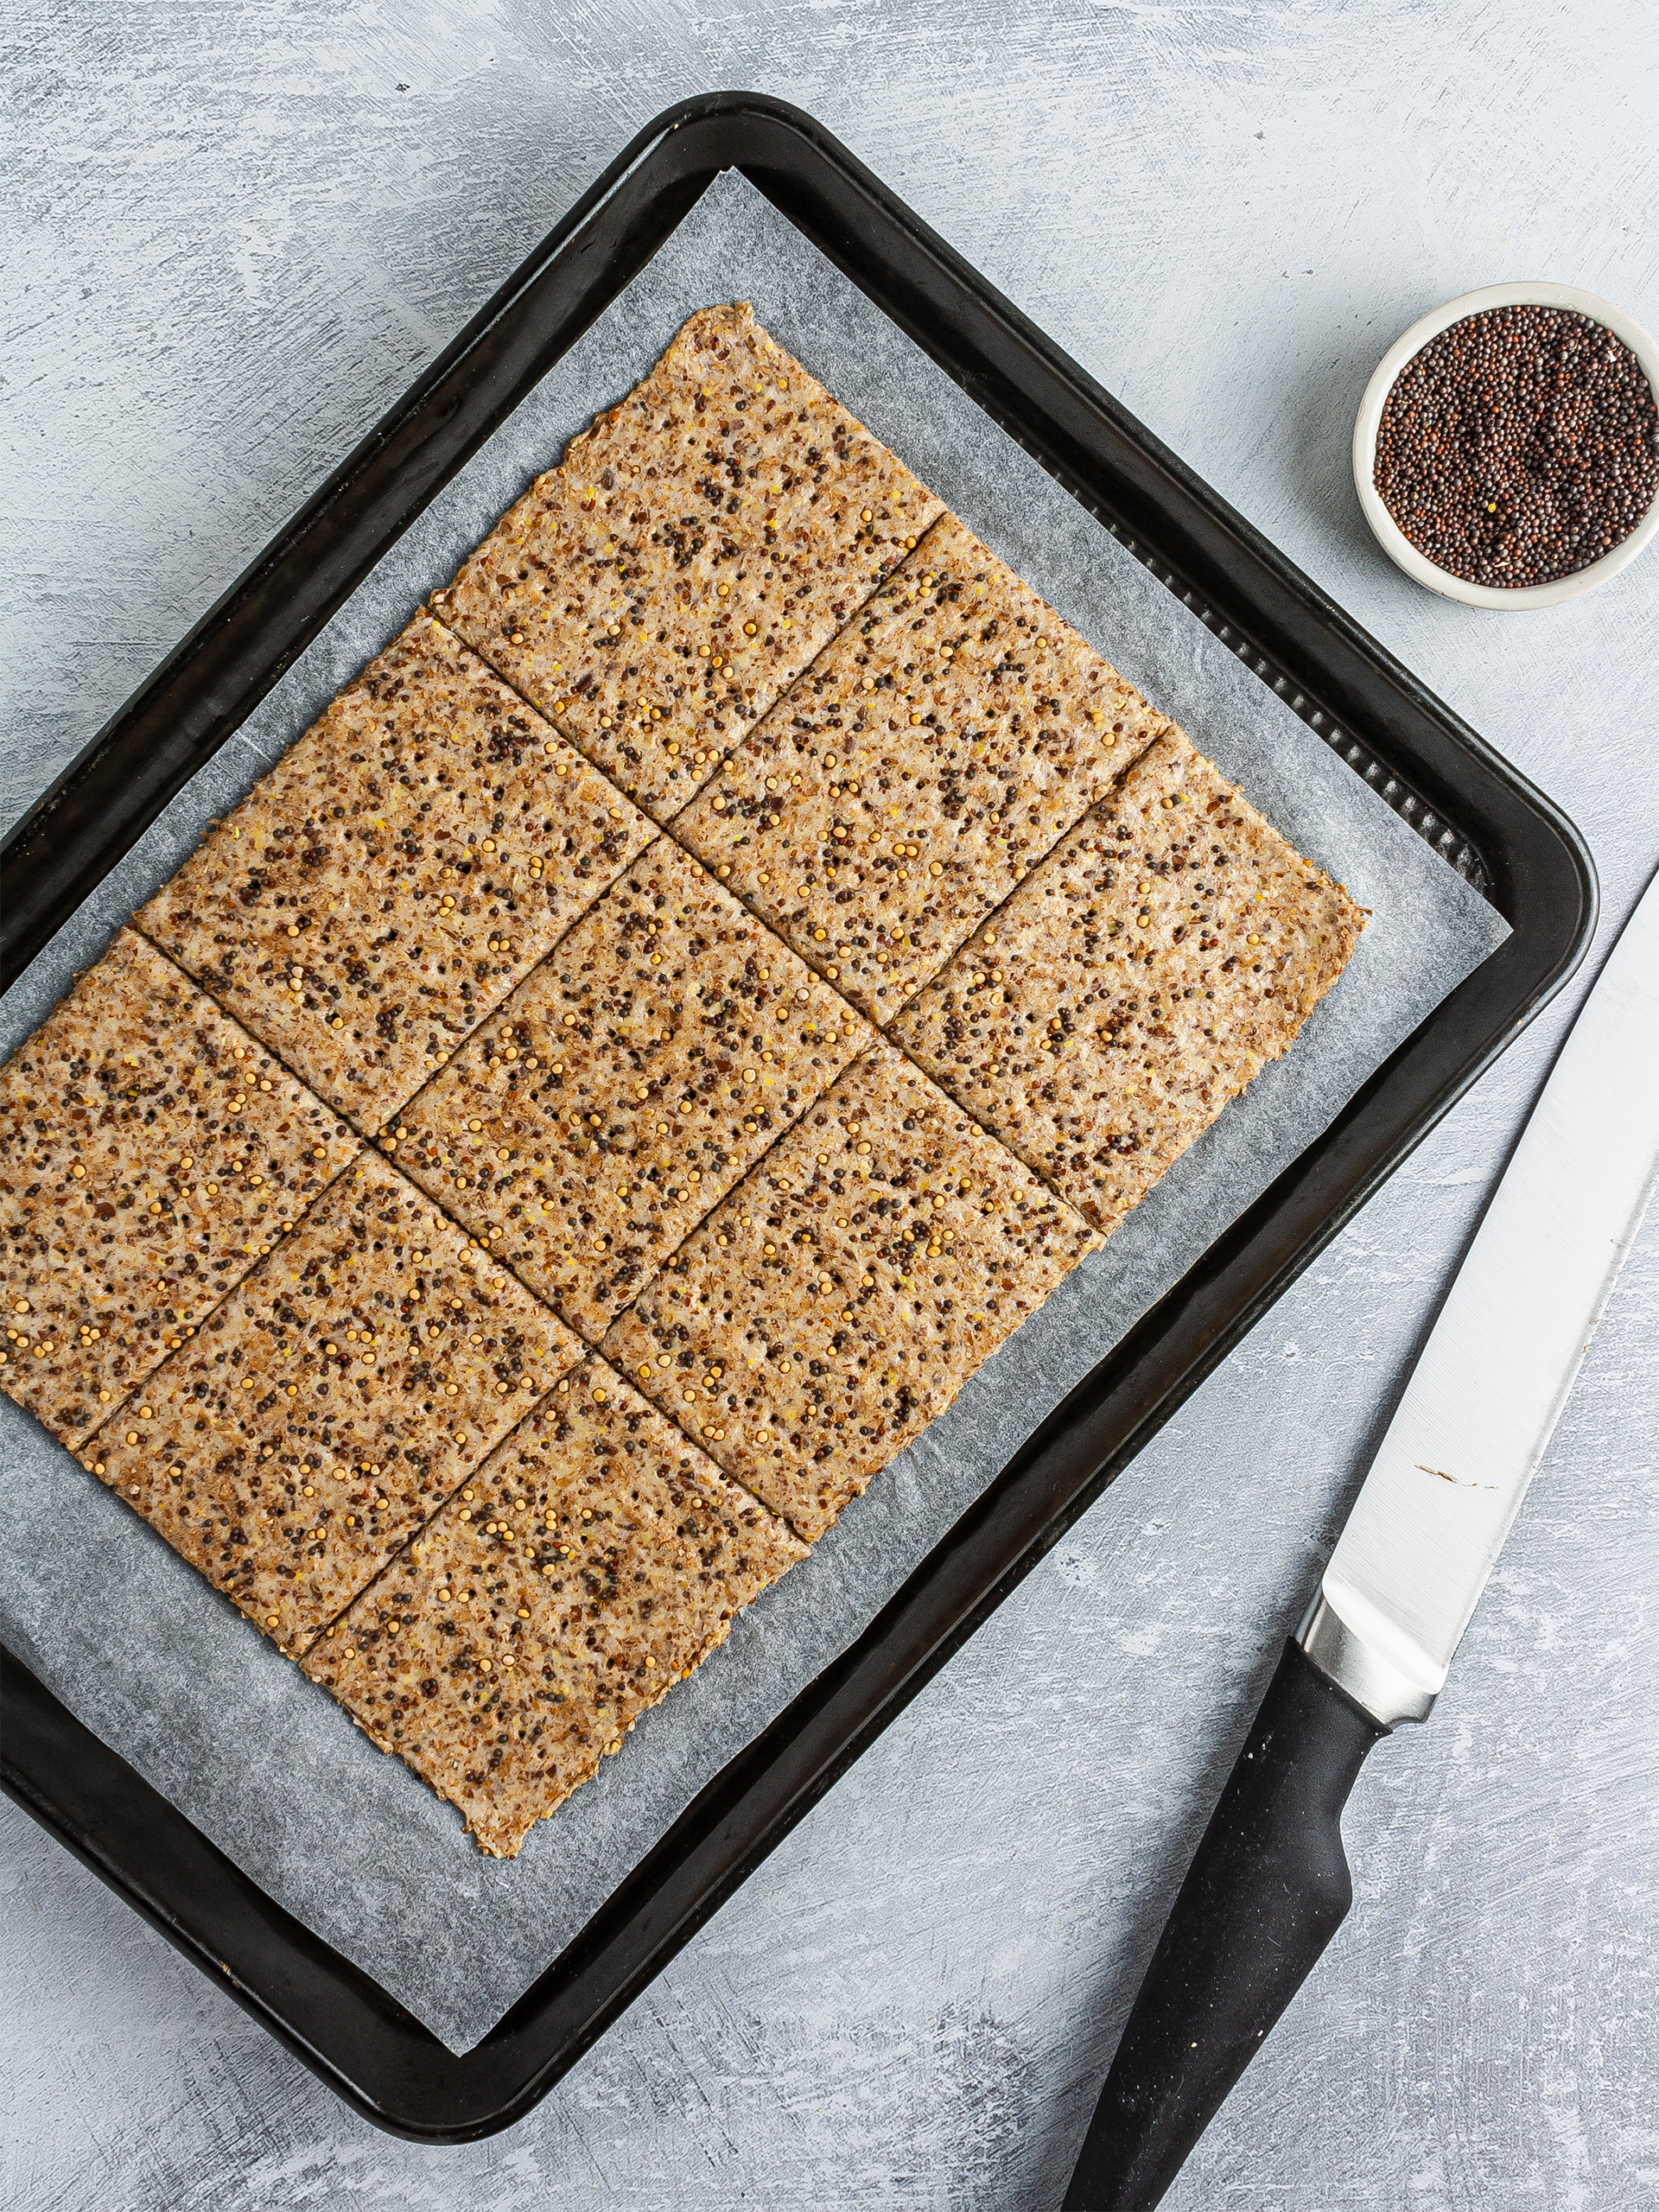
xmin=1063 ymin=1638 xmax=1389 ymax=2212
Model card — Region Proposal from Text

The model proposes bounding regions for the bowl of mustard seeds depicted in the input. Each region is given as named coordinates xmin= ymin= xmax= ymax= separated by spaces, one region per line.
xmin=1353 ymin=281 xmax=1659 ymax=609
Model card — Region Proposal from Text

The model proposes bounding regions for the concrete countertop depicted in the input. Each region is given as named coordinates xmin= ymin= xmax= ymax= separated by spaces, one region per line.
xmin=4 ymin=4 xmax=1656 ymax=2206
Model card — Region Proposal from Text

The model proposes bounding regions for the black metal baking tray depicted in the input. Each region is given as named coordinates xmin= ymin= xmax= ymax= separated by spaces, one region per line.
xmin=1 ymin=92 xmax=1594 ymax=2142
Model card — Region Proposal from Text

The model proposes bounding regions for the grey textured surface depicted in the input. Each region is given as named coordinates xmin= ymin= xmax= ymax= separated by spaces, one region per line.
xmin=0 ymin=168 xmax=1505 ymax=2056
xmin=4 ymin=2 xmax=1658 ymax=2204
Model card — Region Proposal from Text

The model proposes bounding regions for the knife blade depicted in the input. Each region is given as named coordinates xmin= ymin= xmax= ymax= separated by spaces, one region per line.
xmin=1065 ymin=861 xmax=1659 ymax=2212
xmin=1306 ymin=861 xmax=1659 ymax=1722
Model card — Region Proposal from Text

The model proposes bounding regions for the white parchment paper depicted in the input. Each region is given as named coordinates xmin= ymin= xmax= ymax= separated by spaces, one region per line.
xmin=0 ymin=173 xmax=1507 ymax=2052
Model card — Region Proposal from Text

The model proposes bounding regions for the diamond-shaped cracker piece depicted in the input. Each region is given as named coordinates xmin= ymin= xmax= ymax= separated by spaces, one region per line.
xmin=889 ymin=731 xmax=1365 ymax=1229
xmin=138 ymin=614 xmax=654 ymax=1130
xmin=601 ymin=1044 xmax=1098 ymax=1539
xmin=429 ymin=304 xmax=943 ymax=822
xmin=303 ymin=1354 xmax=806 ymax=1856
xmin=674 ymin=514 xmax=1169 ymax=1020
xmin=560 ymin=302 xmax=938 ymax=551
xmin=0 ymin=929 xmax=359 ymax=1445
xmin=84 ymin=1157 xmax=582 ymax=1654
xmin=392 ymin=838 xmax=874 ymax=1339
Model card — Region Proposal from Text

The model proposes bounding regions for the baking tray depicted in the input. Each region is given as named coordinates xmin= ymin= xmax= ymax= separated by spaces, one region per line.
xmin=0 ymin=92 xmax=1594 ymax=2140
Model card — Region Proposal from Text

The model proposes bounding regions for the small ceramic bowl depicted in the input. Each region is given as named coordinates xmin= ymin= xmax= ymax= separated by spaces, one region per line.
xmin=1352 ymin=280 xmax=1659 ymax=609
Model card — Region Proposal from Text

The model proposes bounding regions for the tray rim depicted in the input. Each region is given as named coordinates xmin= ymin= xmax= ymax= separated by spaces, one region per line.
xmin=0 ymin=89 xmax=1596 ymax=2142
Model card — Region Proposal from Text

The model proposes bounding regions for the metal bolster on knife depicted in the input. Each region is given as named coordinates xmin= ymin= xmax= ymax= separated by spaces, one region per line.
xmin=1296 ymin=1587 xmax=1440 ymax=1727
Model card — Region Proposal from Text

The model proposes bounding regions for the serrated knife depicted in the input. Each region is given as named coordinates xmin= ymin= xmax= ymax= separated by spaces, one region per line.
xmin=1064 ymin=861 xmax=1659 ymax=2212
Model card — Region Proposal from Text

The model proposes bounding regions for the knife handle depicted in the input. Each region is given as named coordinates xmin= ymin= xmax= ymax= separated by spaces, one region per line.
xmin=1063 ymin=1638 xmax=1389 ymax=2212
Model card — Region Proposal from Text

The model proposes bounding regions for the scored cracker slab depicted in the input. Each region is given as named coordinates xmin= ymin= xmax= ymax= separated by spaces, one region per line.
xmin=601 ymin=1043 xmax=1099 ymax=1541
xmin=138 ymin=614 xmax=654 ymax=1132
xmin=391 ymin=838 xmax=874 ymax=1340
xmin=889 ymin=730 xmax=1366 ymax=1230
xmin=429 ymin=303 xmax=944 ymax=823
xmin=0 ymin=929 xmax=359 ymax=1446
xmin=84 ymin=1157 xmax=583 ymax=1654
xmin=303 ymin=1354 xmax=806 ymax=1857
xmin=10 ymin=302 xmax=1375 ymax=1864
xmin=673 ymin=512 xmax=1169 ymax=1022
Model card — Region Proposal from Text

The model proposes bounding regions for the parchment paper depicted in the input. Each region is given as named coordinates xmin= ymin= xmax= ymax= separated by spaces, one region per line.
xmin=0 ymin=174 xmax=1507 ymax=2053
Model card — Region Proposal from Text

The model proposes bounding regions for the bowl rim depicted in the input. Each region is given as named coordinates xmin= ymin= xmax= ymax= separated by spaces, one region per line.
xmin=1351 ymin=280 xmax=1659 ymax=610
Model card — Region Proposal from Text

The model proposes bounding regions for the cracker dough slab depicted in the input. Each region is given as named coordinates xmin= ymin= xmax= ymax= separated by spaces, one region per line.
xmin=673 ymin=512 xmax=1169 ymax=1022
xmin=430 ymin=305 xmax=942 ymax=823
xmin=84 ymin=1158 xmax=583 ymax=1655
xmin=392 ymin=839 xmax=874 ymax=1341
xmin=601 ymin=1043 xmax=1098 ymax=1540
xmin=303 ymin=1354 xmax=807 ymax=1856
xmin=137 ymin=615 xmax=654 ymax=1132
xmin=889 ymin=731 xmax=1366 ymax=1229
xmin=0 ymin=929 xmax=359 ymax=1446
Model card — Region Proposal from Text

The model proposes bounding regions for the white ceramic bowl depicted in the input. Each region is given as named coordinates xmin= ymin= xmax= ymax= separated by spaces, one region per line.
xmin=1352 ymin=280 xmax=1659 ymax=609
